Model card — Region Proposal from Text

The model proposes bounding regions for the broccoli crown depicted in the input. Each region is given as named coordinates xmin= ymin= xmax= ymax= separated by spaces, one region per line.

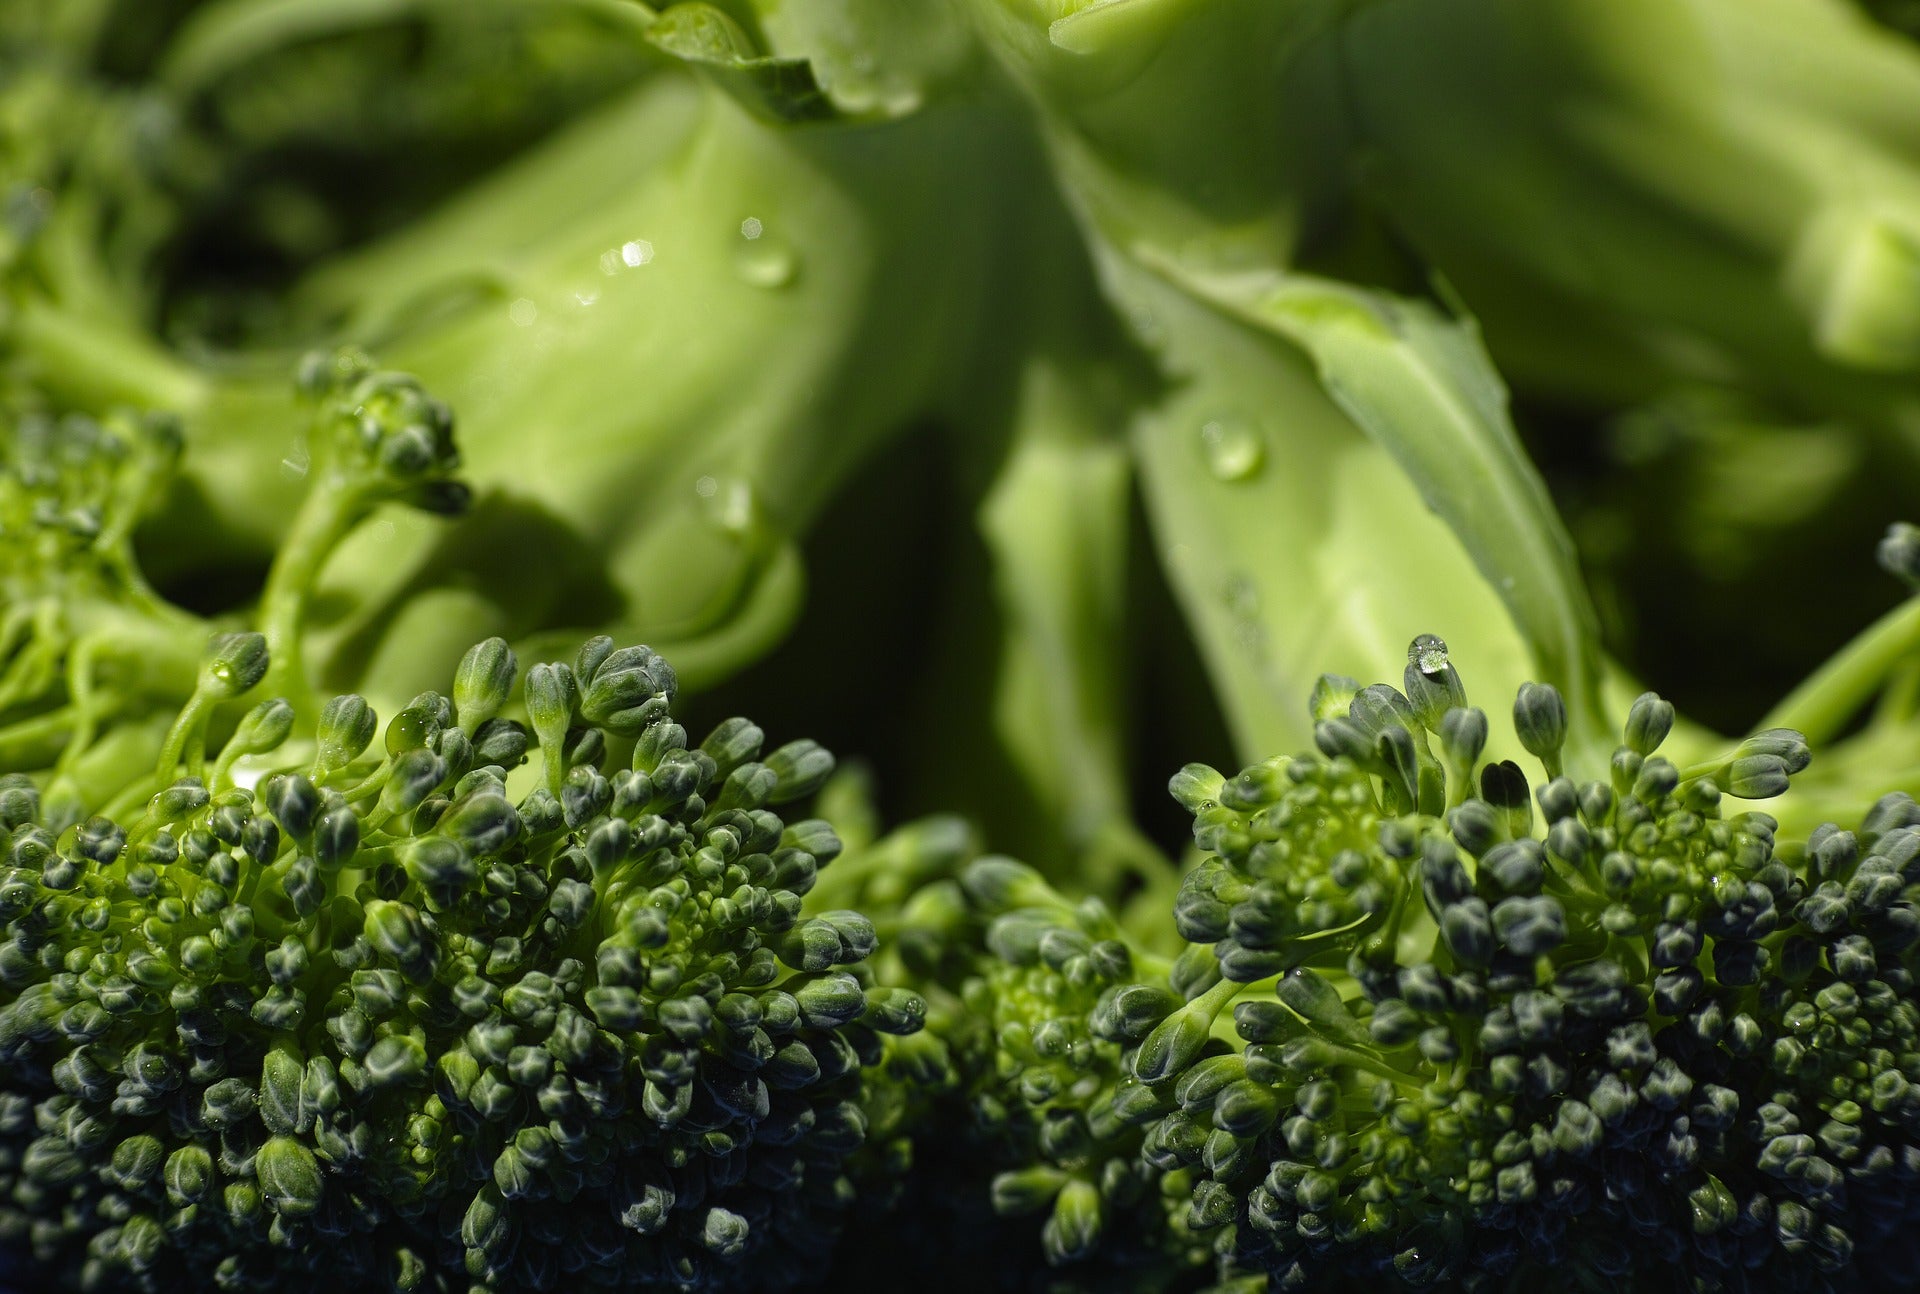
xmin=872 ymin=638 xmax=1920 ymax=1292
xmin=0 ymin=631 xmax=925 ymax=1293
xmin=1160 ymin=644 xmax=1920 ymax=1290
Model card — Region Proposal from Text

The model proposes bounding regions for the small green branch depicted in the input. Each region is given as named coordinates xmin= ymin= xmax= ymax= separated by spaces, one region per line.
xmin=1759 ymin=596 xmax=1920 ymax=745
xmin=257 ymin=479 xmax=363 ymax=707
xmin=155 ymin=692 xmax=217 ymax=781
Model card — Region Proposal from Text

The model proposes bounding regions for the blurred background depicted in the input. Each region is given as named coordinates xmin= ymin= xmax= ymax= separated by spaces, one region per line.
xmin=10 ymin=0 xmax=1920 ymax=875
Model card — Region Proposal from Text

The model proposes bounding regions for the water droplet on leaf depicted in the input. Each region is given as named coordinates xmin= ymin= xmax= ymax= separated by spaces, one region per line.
xmin=700 ymin=477 xmax=756 ymax=536
xmin=1198 ymin=415 xmax=1265 ymax=481
xmin=733 ymin=234 xmax=796 ymax=289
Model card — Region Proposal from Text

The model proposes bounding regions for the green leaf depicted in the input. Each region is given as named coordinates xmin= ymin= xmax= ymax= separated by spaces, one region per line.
xmin=162 ymin=0 xmax=653 ymax=95
xmin=1114 ymin=257 xmax=1542 ymax=767
xmin=1142 ymin=261 xmax=1611 ymax=773
xmin=647 ymin=3 xmax=835 ymax=122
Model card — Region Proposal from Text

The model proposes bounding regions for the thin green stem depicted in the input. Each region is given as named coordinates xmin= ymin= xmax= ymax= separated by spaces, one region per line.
xmin=1876 ymin=658 xmax=1920 ymax=730
xmin=50 ymin=636 xmax=111 ymax=785
xmin=257 ymin=478 xmax=363 ymax=706
xmin=1189 ymin=973 xmax=1243 ymax=1022
xmin=339 ymin=761 xmax=392 ymax=803
xmin=0 ymin=605 xmax=36 ymax=672
xmin=155 ymin=693 xmax=215 ymax=781
xmin=1758 ymin=596 xmax=1920 ymax=745
xmin=210 ymin=737 xmax=261 ymax=793
xmin=0 ymin=604 xmax=66 ymax=713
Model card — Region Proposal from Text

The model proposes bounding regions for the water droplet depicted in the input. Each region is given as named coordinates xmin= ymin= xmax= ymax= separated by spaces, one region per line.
xmin=509 ymin=298 xmax=538 ymax=327
xmin=621 ymin=239 xmax=655 ymax=267
xmin=729 ymin=225 xmax=798 ymax=291
xmin=1198 ymin=415 xmax=1265 ymax=482
xmin=733 ymin=234 xmax=796 ymax=289
xmin=1128 ymin=304 xmax=1163 ymax=348
xmin=1408 ymin=634 xmax=1450 ymax=675
xmin=699 ymin=477 xmax=756 ymax=535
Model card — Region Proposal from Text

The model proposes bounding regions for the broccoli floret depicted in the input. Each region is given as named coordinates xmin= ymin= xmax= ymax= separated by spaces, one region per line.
xmin=0 ymin=406 xmax=200 ymax=779
xmin=0 ymin=629 xmax=923 ymax=1291
xmin=0 ymin=341 xmax=925 ymax=1292
xmin=868 ymin=638 xmax=1920 ymax=1292
xmin=786 ymin=802 xmax=1195 ymax=1284
xmin=0 ymin=351 xmax=467 ymax=829
xmin=1153 ymin=646 xmax=1920 ymax=1289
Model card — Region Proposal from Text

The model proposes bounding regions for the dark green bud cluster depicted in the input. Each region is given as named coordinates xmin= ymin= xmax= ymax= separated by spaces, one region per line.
xmin=0 ymin=633 xmax=922 ymax=1292
xmin=803 ymin=818 xmax=1213 ymax=1286
xmin=1170 ymin=752 xmax=1409 ymax=985
xmin=1131 ymin=641 xmax=1920 ymax=1291
xmin=954 ymin=858 xmax=1198 ymax=1270
xmin=881 ymin=637 xmax=1920 ymax=1292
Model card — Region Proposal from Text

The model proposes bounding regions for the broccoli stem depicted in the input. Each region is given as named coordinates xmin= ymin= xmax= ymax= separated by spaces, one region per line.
xmin=1876 ymin=658 xmax=1920 ymax=727
xmin=1757 ymin=594 xmax=1920 ymax=745
xmin=0 ymin=708 xmax=78 ymax=770
xmin=154 ymin=691 xmax=218 ymax=782
xmin=9 ymin=298 xmax=208 ymax=415
xmin=256 ymin=476 xmax=364 ymax=710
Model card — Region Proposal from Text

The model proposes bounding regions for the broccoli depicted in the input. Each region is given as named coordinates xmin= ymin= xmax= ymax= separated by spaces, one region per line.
xmin=838 ymin=639 xmax=1920 ymax=1292
xmin=0 ymin=341 xmax=928 ymax=1291
xmin=0 ymin=621 xmax=928 ymax=1291
xmin=19 ymin=4 xmax=1920 ymax=1291
xmin=1 ymin=0 xmax=1019 ymax=715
